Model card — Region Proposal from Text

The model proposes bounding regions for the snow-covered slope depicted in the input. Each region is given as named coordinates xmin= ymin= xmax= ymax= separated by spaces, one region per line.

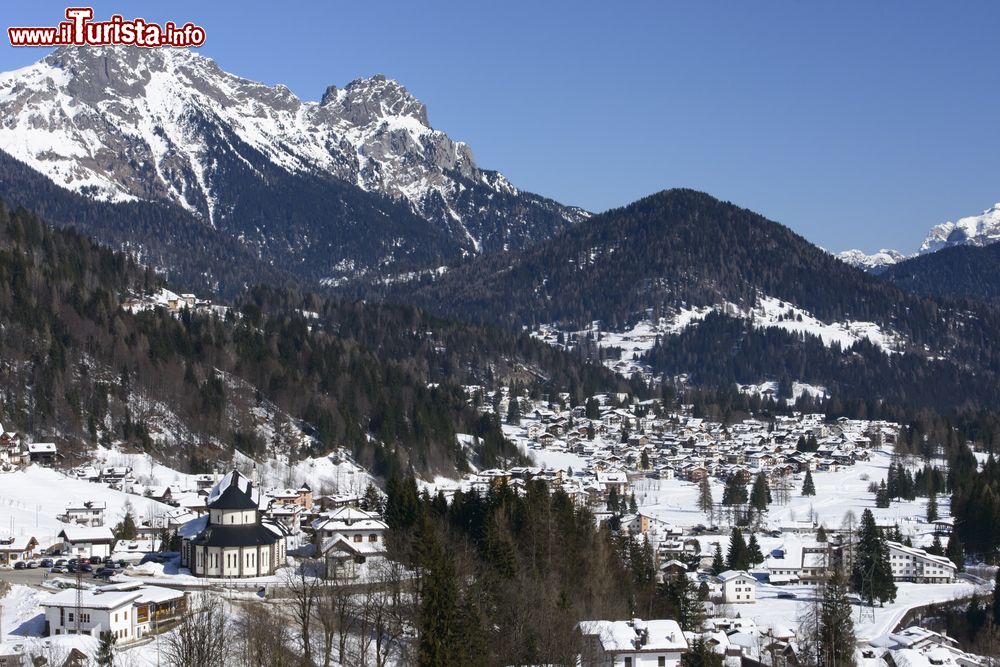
xmin=0 ymin=46 xmax=585 ymax=264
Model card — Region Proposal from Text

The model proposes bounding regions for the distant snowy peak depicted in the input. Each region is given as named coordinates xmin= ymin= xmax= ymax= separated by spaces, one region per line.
xmin=919 ymin=202 xmax=1000 ymax=254
xmin=836 ymin=248 xmax=907 ymax=272
xmin=837 ymin=202 xmax=1000 ymax=273
xmin=0 ymin=46 xmax=583 ymax=255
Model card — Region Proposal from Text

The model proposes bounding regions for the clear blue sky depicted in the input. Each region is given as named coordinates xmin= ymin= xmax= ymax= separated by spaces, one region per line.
xmin=2 ymin=1 xmax=999 ymax=253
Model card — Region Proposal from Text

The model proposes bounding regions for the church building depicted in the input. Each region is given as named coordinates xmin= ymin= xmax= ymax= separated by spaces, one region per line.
xmin=180 ymin=470 xmax=287 ymax=577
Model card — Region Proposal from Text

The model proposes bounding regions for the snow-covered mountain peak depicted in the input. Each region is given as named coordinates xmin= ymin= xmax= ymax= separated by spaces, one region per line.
xmin=919 ymin=202 xmax=1000 ymax=254
xmin=334 ymin=74 xmax=430 ymax=126
xmin=0 ymin=47 xmax=581 ymax=257
xmin=835 ymin=248 xmax=907 ymax=272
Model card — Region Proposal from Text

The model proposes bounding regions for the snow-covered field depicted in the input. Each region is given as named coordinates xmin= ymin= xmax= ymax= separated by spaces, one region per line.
xmin=749 ymin=579 xmax=979 ymax=645
xmin=0 ymin=465 xmax=173 ymax=548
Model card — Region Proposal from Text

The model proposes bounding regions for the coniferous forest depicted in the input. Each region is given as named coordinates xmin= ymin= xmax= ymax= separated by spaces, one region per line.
xmin=0 ymin=200 xmax=629 ymax=476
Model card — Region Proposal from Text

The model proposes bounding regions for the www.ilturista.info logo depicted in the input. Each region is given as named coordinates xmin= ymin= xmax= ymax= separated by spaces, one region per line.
xmin=8 ymin=7 xmax=206 ymax=48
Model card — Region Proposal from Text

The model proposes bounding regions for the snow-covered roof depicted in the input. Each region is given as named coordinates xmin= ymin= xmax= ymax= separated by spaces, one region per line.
xmin=578 ymin=618 xmax=687 ymax=653
xmin=887 ymin=541 xmax=956 ymax=570
xmin=58 ymin=525 xmax=114 ymax=542
xmin=206 ymin=469 xmax=261 ymax=509
xmin=0 ymin=535 xmax=35 ymax=550
xmin=43 ymin=588 xmax=141 ymax=610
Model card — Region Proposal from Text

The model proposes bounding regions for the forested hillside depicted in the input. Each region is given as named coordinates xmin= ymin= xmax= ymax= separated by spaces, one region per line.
xmin=0 ymin=202 xmax=628 ymax=477
xmin=397 ymin=189 xmax=922 ymax=329
xmin=392 ymin=188 xmax=1000 ymax=414
xmin=0 ymin=150 xmax=294 ymax=297
xmin=880 ymin=242 xmax=1000 ymax=304
xmin=644 ymin=312 xmax=1000 ymax=413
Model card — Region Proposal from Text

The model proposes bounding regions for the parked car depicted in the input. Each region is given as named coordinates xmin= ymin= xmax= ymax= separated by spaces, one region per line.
xmin=50 ymin=566 xmax=66 ymax=574
xmin=89 ymin=556 xmax=103 ymax=565
xmin=55 ymin=559 xmax=67 ymax=567
xmin=25 ymin=560 xmax=38 ymax=569
xmin=40 ymin=558 xmax=54 ymax=568
xmin=94 ymin=568 xmax=115 ymax=579
xmin=80 ymin=563 xmax=93 ymax=573
xmin=66 ymin=563 xmax=78 ymax=573
xmin=13 ymin=561 xmax=26 ymax=570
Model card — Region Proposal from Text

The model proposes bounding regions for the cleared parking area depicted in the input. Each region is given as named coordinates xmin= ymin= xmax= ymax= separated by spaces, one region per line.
xmin=0 ymin=566 xmax=52 ymax=588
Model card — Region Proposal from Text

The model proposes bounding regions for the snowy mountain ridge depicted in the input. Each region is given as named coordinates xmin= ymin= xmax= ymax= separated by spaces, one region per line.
xmin=0 ymin=46 xmax=586 ymax=264
xmin=919 ymin=201 xmax=1000 ymax=254
xmin=834 ymin=248 xmax=907 ymax=273
xmin=837 ymin=202 xmax=1000 ymax=272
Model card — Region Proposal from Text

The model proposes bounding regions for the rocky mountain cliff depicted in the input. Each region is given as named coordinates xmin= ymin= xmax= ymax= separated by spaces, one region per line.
xmin=0 ymin=46 xmax=585 ymax=284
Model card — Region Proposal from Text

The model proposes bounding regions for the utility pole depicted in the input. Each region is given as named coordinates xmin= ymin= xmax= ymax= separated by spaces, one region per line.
xmin=75 ymin=567 xmax=83 ymax=635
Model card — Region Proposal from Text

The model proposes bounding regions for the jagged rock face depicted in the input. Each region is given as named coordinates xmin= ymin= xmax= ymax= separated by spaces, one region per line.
xmin=919 ymin=203 xmax=1000 ymax=254
xmin=0 ymin=46 xmax=586 ymax=276
xmin=835 ymin=248 xmax=906 ymax=274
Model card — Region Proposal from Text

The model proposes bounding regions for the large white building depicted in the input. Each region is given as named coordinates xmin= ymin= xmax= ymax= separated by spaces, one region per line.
xmin=886 ymin=541 xmax=956 ymax=583
xmin=180 ymin=470 xmax=287 ymax=578
xmin=43 ymin=584 xmax=186 ymax=644
xmin=578 ymin=618 xmax=688 ymax=667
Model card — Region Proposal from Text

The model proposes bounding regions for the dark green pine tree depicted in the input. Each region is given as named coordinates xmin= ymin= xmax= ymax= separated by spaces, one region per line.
xmin=928 ymin=533 xmax=943 ymax=556
xmin=697 ymin=476 xmax=714 ymax=519
xmin=451 ymin=591 xmax=490 ymax=665
xmin=94 ymin=631 xmax=116 ymax=667
xmin=747 ymin=534 xmax=764 ymax=566
xmin=505 ymin=395 xmax=521 ymax=425
xmin=655 ymin=570 xmax=706 ymax=632
xmin=802 ymin=469 xmax=816 ymax=496
xmin=113 ymin=509 xmax=137 ymax=541
xmin=749 ymin=472 xmax=771 ymax=513
xmin=818 ymin=569 xmax=857 ymax=667
xmin=682 ymin=637 xmax=724 ymax=667
xmin=852 ymin=509 xmax=897 ymax=606
xmin=945 ymin=533 xmax=965 ymax=572
xmin=926 ymin=493 xmax=939 ymax=523
xmin=606 ymin=487 xmax=620 ymax=514
xmin=711 ymin=544 xmax=725 ymax=575
xmin=360 ymin=482 xmax=384 ymax=513
xmin=875 ymin=480 xmax=890 ymax=508
xmin=417 ymin=519 xmax=460 ymax=667
xmin=726 ymin=527 xmax=748 ymax=571
xmin=628 ymin=492 xmax=638 ymax=515
xmin=722 ymin=475 xmax=748 ymax=506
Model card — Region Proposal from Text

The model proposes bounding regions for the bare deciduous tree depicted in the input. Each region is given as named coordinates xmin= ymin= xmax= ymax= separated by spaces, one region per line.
xmin=364 ymin=559 xmax=412 ymax=667
xmin=162 ymin=593 xmax=228 ymax=667
xmin=314 ymin=561 xmax=360 ymax=667
xmin=232 ymin=599 xmax=296 ymax=667
xmin=284 ymin=558 xmax=324 ymax=665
